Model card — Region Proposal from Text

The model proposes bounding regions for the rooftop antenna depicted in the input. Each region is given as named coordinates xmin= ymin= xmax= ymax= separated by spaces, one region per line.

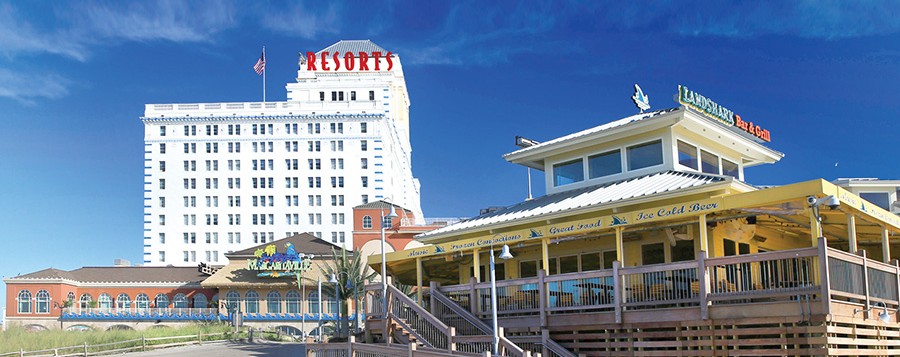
xmin=515 ymin=136 xmax=541 ymax=200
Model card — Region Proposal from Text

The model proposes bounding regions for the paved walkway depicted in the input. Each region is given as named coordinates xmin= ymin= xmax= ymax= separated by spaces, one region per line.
xmin=128 ymin=340 xmax=306 ymax=357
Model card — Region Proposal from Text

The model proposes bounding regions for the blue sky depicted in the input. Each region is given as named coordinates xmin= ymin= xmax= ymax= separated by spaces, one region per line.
xmin=1 ymin=1 xmax=899 ymax=312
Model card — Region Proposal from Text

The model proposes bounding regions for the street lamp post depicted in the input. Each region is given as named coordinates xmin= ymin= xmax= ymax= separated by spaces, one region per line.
xmin=490 ymin=244 xmax=513 ymax=356
xmin=296 ymin=253 xmax=314 ymax=341
xmin=380 ymin=199 xmax=398 ymax=318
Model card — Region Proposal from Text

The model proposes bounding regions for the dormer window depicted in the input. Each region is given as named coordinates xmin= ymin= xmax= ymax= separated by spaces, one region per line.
xmin=553 ymin=159 xmax=584 ymax=186
xmin=626 ymin=140 xmax=663 ymax=170
xmin=677 ymin=141 xmax=698 ymax=170
xmin=588 ymin=150 xmax=622 ymax=179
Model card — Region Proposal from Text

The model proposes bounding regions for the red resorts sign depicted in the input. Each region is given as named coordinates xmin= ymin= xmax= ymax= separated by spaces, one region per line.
xmin=305 ymin=51 xmax=394 ymax=71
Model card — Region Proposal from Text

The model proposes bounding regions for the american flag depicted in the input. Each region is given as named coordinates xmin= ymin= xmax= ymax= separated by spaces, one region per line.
xmin=253 ymin=50 xmax=266 ymax=75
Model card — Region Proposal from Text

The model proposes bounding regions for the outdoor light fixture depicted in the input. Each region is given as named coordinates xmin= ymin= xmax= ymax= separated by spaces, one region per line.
xmin=380 ymin=198 xmax=398 ymax=319
xmin=490 ymin=243 xmax=513 ymax=355
xmin=855 ymin=301 xmax=892 ymax=323
xmin=514 ymin=136 xmax=540 ymax=201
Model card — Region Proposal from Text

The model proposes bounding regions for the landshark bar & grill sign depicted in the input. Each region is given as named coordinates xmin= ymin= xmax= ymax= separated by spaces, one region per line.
xmin=678 ymin=85 xmax=771 ymax=142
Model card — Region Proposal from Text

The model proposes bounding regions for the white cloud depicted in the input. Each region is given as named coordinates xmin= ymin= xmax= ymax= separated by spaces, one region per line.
xmin=0 ymin=4 xmax=88 ymax=61
xmin=0 ymin=68 xmax=71 ymax=105
xmin=260 ymin=2 xmax=340 ymax=39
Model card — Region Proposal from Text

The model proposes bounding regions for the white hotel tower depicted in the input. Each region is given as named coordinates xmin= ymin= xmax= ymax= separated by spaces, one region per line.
xmin=141 ymin=40 xmax=423 ymax=266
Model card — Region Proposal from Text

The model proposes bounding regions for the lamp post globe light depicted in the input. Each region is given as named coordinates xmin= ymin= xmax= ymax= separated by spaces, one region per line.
xmin=380 ymin=199 xmax=398 ymax=318
xmin=490 ymin=244 xmax=513 ymax=355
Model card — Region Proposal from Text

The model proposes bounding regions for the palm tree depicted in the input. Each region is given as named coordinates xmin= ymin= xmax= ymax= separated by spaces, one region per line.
xmin=317 ymin=247 xmax=377 ymax=341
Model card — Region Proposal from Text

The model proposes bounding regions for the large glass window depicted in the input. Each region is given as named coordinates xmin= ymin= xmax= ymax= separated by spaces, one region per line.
xmin=116 ymin=294 xmax=131 ymax=309
xmin=627 ymin=140 xmax=663 ymax=170
xmin=519 ymin=260 xmax=538 ymax=278
xmin=135 ymin=294 xmax=150 ymax=309
xmin=155 ymin=294 xmax=169 ymax=309
xmin=722 ymin=159 xmax=739 ymax=179
xmin=36 ymin=290 xmax=50 ymax=313
xmin=17 ymin=290 xmax=32 ymax=313
xmin=700 ymin=150 xmax=719 ymax=174
xmin=553 ymin=159 xmax=584 ymax=186
xmin=677 ymin=140 xmax=698 ymax=170
xmin=559 ymin=255 xmax=579 ymax=274
xmin=245 ymin=290 xmax=259 ymax=314
xmin=173 ymin=294 xmax=188 ymax=308
xmin=225 ymin=291 xmax=240 ymax=310
xmin=267 ymin=291 xmax=282 ymax=314
xmin=308 ymin=291 xmax=320 ymax=314
xmin=671 ymin=240 xmax=695 ymax=262
xmin=98 ymin=293 xmax=112 ymax=310
xmin=588 ymin=150 xmax=622 ymax=178
xmin=286 ymin=290 xmax=301 ymax=314
xmin=193 ymin=294 xmax=208 ymax=309
xmin=79 ymin=294 xmax=92 ymax=309
xmin=860 ymin=192 xmax=891 ymax=210
xmin=641 ymin=243 xmax=665 ymax=265
xmin=581 ymin=253 xmax=601 ymax=271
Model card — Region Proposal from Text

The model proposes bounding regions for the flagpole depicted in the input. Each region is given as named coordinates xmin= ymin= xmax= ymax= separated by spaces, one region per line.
xmin=262 ymin=46 xmax=266 ymax=103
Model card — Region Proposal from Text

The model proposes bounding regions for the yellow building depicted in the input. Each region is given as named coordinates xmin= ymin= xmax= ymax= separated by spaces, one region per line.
xmin=361 ymin=86 xmax=900 ymax=357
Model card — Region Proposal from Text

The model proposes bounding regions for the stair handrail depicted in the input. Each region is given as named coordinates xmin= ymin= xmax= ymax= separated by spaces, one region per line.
xmin=499 ymin=334 xmax=530 ymax=357
xmin=542 ymin=336 xmax=576 ymax=357
xmin=430 ymin=287 xmax=493 ymax=335
xmin=391 ymin=311 xmax=435 ymax=349
xmin=386 ymin=283 xmax=454 ymax=350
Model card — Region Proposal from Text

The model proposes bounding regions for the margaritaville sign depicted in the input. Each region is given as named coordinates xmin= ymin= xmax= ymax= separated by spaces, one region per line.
xmin=678 ymin=85 xmax=772 ymax=142
xmin=247 ymin=242 xmax=313 ymax=277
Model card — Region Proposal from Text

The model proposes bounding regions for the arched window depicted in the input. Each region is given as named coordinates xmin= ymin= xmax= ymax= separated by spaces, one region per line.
xmin=35 ymin=290 xmax=50 ymax=314
xmin=17 ymin=290 xmax=32 ymax=313
xmin=66 ymin=292 xmax=76 ymax=304
xmin=285 ymin=290 xmax=301 ymax=314
xmin=115 ymin=294 xmax=131 ymax=309
xmin=97 ymin=293 xmax=112 ymax=310
xmin=325 ymin=290 xmax=338 ymax=313
xmin=308 ymin=291 xmax=320 ymax=314
xmin=135 ymin=294 xmax=150 ymax=309
xmin=173 ymin=293 xmax=188 ymax=308
xmin=193 ymin=293 xmax=207 ymax=309
xmin=155 ymin=294 xmax=169 ymax=309
xmin=79 ymin=294 xmax=93 ymax=309
xmin=210 ymin=294 xmax=219 ymax=308
xmin=362 ymin=216 xmax=372 ymax=229
xmin=245 ymin=290 xmax=259 ymax=314
xmin=267 ymin=291 xmax=282 ymax=314
xmin=225 ymin=290 xmax=240 ymax=311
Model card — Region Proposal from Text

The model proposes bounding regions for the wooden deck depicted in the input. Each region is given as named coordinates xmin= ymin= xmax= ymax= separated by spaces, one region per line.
xmin=364 ymin=238 xmax=900 ymax=356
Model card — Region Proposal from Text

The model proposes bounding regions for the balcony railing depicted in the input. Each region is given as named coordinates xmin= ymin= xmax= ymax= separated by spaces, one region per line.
xmin=60 ymin=307 xmax=353 ymax=322
xmin=428 ymin=238 xmax=899 ymax=323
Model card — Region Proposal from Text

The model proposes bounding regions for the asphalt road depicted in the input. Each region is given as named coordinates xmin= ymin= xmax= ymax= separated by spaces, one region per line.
xmin=129 ymin=341 xmax=307 ymax=357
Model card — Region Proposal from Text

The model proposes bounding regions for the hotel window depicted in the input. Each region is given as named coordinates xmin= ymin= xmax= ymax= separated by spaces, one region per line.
xmin=369 ymin=90 xmax=375 ymax=100
xmin=160 ymin=126 xmax=166 ymax=136
xmin=722 ymin=159 xmax=739 ymax=179
xmin=360 ymin=122 xmax=367 ymax=133
xmin=362 ymin=194 xmax=369 ymax=204
xmin=159 ymin=233 xmax=165 ymax=243
xmin=159 ymin=197 xmax=165 ymax=208
xmin=362 ymin=176 xmax=368 ymax=188
xmin=160 ymin=179 xmax=166 ymax=189
xmin=553 ymin=159 xmax=584 ymax=186
xmin=588 ymin=150 xmax=621 ymax=179
xmin=627 ymin=140 xmax=663 ymax=171
xmin=319 ymin=91 xmax=325 ymax=101
xmin=331 ymin=91 xmax=338 ymax=101
xmin=361 ymin=158 xmax=369 ymax=169
xmin=677 ymin=140 xmax=698 ymax=170
xmin=350 ymin=91 xmax=356 ymax=101
xmin=860 ymin=192 xmax=891 ymax=210
xmin=159 ymin=161 xmax=166 ymax=172
xmin=245 ymin=290 xmax=259 ymax=313
xmin=158 ymin=251 xmax=165 ymax=262
xmin=17 ymin=290 xmax=32 ymax=313
xmin=700 ymin=150 xmax=719 ymax=174
xmin=286 ymin=291 xmax=301 ymax=313
xmin=159 ymin=143 xmax=166 ymax=154
xmin=361 ymin=140 xmax=368 ymax=151
xmin=159 ymin=215 xmax=165 ymax=226
xmin=339 ymin=91 xmax=344 ymax=101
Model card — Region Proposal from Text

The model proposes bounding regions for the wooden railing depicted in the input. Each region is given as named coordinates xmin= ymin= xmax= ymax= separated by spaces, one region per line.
xmin=434 ymin=238 xmax=900 ymax=323
xmin=385 ymin=283 xmax=453 ymax=349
